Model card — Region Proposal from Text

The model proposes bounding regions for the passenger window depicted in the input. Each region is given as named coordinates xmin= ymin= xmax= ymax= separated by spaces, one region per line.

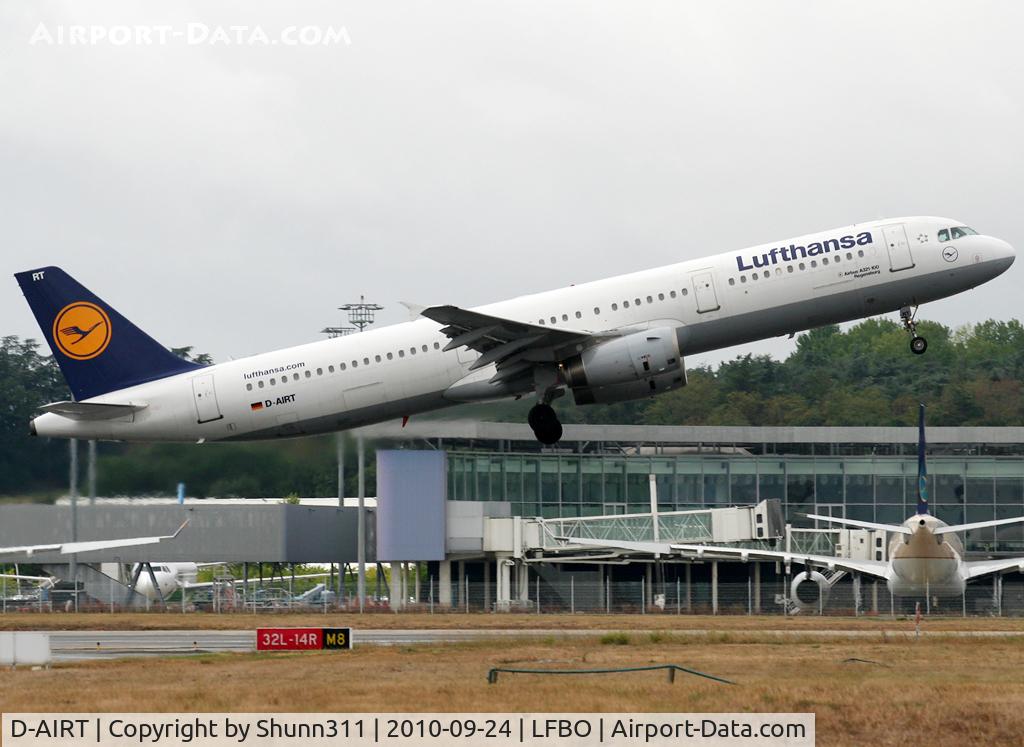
xmin=658 ymin=293 xmax=665 ymax=301
xmin=740 ymin=275 xmax=747 ymax=283
xmin=538 ymin=319 xmax=545 ymax=325
xmin=561 ymin=314 xmax=568 ymax=322
xmin=646 ymin=295 xmax=653 ymax=303
xmin=787 ymin=265 xmax=794 ymax=273
xmin=550 ymin=316 xmax=556 ymax=324
xmin=328 ymin=366 xmax=334 ymax=374
xmin=434 ymin=342 xmax=440 ymax=349
xmin=375 ymin=355 xmax=382 ymax=363
xmin=846 ymin=252 xmax=853 ymax=260
xmin=270 ymin=378 xmax=276 ymax=385
xmin=399 ymin=350 xmax=405 ymax=358
xmin=422 ymin=345 xmax=428 ymax=352
xmin=728 ymin=278 xmax=735 ymax=286
xmin=305 ymin=370 xmax=312 ymax=378
xmin=763 ymin=270 xmax=769 ymax=278
xmin=858 ymin=250 xmax=865 ymax=257
xmin=575 ymin=311 xmax=582 ymax=319
xmin=681 ymin=288 xmax=688 ymax=296
xmin=799 ymin=263 xmax=806 ymax=270
xmin=634 ymin=298 xmax=641 ymax=305
xmin=822 ymin=257 xmax=829 ymax=265
xmin=258 ymin=381 xmax=265 ymax=388
xmin=611 ymin=303 xmax=618 ymax=311
xmin=593 ymin=307 xmax=601 ymax=315
xmin=365 ymin=357 xmax=371 ymax=365
xmin=623 ymin=300 xmax=630 ymax=308
xmin=410 ymin=347 xmax=416 ymax=355
xmin=670 ymin=290 xmax=677 ymax=298
xmin=751 ymin=273 xmax=758 ymax=281
xmin=810 ymin=260 xmax=818 ymax=268
xmin=352 ymin=361 xmax=358 ymax=368
xmin=385 ymin=353 xmax=392 ymax=361
xmin=339 ymin=364 xmax=345 ymax=371
xmin=246 ymin=383 xmax=253 ymax=391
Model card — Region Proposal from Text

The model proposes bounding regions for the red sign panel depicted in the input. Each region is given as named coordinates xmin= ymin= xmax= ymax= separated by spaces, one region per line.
xmin=257 ymin=628 xmax=323 ymax=651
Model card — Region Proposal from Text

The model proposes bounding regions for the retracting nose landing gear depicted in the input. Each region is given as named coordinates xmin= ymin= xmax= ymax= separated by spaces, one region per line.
xmin=900 ymin=305 xmax=928 ymax=355
xmin=528 ymin=403 xmax=563 ymax=445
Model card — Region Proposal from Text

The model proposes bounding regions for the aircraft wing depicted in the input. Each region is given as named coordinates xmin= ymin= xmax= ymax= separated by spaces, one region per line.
xmin=0 ymin=520 xmax=188 ymax=557
xmin=670 ymin=543 xmax=891 ymax=579
xmin=421 ymin=305 xmax=600 ymax=384
xmin=182 ymin=572 xmax=332 ymax=589
xmin=963 ymin=557 xmax=1024 ymax=580
xmin=556 ymin=536 xmax=890 ymax=579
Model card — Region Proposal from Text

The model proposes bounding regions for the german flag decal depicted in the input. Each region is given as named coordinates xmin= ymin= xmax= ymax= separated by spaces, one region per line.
xmin=251 ymin=402 xmax=264 ymax=411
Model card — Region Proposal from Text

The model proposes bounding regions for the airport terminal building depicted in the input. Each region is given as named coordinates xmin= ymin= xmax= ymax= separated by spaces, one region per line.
xmin=4 ymin=421 xmax=1024 ymax=615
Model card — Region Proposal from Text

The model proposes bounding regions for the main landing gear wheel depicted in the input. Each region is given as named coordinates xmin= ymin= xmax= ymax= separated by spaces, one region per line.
xmin=528 ymin=403 xmax=563 ymax=445
xmin=900 ymin=305 xmax=927 ymax=356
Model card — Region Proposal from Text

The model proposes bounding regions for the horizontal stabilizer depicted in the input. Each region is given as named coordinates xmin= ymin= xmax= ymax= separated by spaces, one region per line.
xmin=933 ymin=516 xmax=1024 ymax=535
xmin=38 ymin=400 xmax=146 ymax=421
xmin=803 ymin=513 xmax=912 ymax=535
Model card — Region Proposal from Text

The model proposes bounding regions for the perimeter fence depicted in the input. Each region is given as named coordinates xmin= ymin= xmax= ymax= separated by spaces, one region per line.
xmin=3 ymin=576 xmax=1023 ymax=617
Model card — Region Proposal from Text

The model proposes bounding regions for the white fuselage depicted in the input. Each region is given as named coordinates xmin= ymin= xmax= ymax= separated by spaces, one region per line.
xmin=887 ymin=514 xmax=965 ymax=596
xmin=32 ymin=216 xmax=1015 ymax=442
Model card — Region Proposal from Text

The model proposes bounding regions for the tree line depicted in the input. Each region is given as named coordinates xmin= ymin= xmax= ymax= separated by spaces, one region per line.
xmin=2 ymin=318 xmax=1022 ymax=498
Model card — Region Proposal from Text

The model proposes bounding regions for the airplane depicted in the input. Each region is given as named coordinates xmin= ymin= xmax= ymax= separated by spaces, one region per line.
xmin=130 ymin=562 xmax=333 ymax=602
xmin=558 ymin=405 xmax=1024 ymax=602
xmin=15 ymin=217 xmax=1015 ymax=445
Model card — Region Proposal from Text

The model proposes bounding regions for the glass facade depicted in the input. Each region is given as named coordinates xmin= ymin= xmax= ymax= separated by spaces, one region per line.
xmin=447 ymin=452 xmax=1024 ymax=551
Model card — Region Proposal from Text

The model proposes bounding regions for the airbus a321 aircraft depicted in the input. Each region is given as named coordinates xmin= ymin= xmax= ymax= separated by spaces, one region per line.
xmin=562 ymin=406 xmax=1024 ymax=600
xmin=16 ymin=217 xmax=1015 ymax=445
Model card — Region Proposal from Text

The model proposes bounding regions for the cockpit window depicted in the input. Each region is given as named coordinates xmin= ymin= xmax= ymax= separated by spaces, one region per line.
xmin=939 ymin=226 xmax=978 ymax=242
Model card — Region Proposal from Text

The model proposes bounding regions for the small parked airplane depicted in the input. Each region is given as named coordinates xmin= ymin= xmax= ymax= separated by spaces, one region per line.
xmin=16 ymin=217 xmax=1015 ymax=445
xmin=561 ymin=406 xmax=1024 ymax=600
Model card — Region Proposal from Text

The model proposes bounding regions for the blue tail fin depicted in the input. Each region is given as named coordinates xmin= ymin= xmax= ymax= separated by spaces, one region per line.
xmin=15 ymin=266 xmax=201 ymax=401
xmin=916 ymin=403 xmax=929 ymax=515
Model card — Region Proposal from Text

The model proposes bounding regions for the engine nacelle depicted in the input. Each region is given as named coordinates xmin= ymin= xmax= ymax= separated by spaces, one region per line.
xmin=790 ymin=570 xmax=831 ymax=612
xmin=563 ymin=326 xmax=686 ymax=405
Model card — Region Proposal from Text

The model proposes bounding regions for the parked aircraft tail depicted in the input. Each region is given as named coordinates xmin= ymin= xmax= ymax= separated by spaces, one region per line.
xmin=14 ymin=266 xmax=200 ymax=401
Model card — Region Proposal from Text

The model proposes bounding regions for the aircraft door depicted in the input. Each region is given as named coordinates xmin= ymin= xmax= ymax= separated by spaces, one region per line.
xmin=191 ymin=373 xmax=223 ymax=423
xmin=690 ymin=271 xmax=721 ymax=313
xmin=881 ymin=224 xmax=915 ymax=271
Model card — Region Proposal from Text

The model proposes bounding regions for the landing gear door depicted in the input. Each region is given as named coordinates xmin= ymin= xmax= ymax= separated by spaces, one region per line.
xmin=882 ymin=224 xmax=914 ymax=272
xmin=191 ymin=373 xmax=223 ymax=424
xmin=690 ymin=271 xmax=720 ymax=313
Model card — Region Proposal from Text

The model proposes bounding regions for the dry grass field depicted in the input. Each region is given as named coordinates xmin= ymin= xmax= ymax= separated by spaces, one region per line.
xmin=3 ymin=614 xmax=1022 ymax=745
xmin=2 ymin=630 xmax=1023 ymax=746
xmin=3 ymin=610 xmax=1024 ymax=632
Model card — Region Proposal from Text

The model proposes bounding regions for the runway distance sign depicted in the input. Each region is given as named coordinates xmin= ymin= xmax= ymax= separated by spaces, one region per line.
xmin=256 ymin=627 xmax=352 ymax=651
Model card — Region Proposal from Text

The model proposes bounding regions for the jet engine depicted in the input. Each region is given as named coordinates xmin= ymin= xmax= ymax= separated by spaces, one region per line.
xmin=790 ymin=569 xmax=831 ymax=611
xmin=563 ymin=327 xmax=686 ymax=405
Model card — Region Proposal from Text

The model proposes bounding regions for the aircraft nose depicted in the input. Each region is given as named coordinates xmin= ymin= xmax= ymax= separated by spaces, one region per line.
xmin=989 ymin=237 xmax=1016 ymax=273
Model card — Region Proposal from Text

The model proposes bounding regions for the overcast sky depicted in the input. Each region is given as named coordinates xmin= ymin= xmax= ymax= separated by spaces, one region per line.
xmin=2 ymin=1 xmax=1021 ymax=370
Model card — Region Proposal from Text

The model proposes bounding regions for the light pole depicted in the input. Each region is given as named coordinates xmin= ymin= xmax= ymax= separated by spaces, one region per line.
xmin=322 ymin=296 xmax=383 ymax=613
